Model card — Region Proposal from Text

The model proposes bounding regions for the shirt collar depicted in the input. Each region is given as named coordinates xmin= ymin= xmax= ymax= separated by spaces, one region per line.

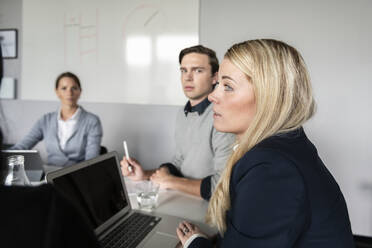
xmin=58 ymin=106 xmax=81 ymax=121
xmin=184 ymin=97 xmax=211 ymax=116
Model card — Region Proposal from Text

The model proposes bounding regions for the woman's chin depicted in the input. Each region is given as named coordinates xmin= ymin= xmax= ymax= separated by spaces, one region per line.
xmin=62 ymin=102 xmax=78 ymax=107
xmin=213 ymin=122 xmax=229 ymax=133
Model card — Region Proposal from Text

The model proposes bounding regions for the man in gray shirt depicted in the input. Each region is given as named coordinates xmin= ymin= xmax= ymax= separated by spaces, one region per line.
xmin=121 ymin=45 xmax=235 ymax=200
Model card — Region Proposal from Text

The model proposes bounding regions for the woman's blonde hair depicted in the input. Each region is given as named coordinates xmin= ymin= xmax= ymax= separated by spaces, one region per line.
xmin=206 ymin=39 xmax=316 ymax=233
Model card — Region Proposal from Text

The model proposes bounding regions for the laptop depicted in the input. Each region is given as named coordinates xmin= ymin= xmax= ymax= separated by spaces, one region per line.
xmin=2 ymin=150 xmax=44 ymax=181
xmin=46 ymin=151 xmax=213 ymax=248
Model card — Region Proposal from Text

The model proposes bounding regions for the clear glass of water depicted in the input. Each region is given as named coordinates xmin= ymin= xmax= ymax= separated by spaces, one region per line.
xmin=136 ymin=180 xmax=160 ymax=211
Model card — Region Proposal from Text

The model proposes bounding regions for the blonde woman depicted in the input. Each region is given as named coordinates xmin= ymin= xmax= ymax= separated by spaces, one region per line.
xmin=176 ymin=40 xmax=354 ymax=247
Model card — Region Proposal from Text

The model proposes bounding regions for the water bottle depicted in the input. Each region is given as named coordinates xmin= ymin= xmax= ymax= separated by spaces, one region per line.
xmin=5 ymin=155 xmax=31 ymax=186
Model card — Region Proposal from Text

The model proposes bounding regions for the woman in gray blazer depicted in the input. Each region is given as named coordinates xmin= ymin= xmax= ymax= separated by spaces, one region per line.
xmin=1 ymin=48 xmax=100 ymax=248
xmin=12 ymin=72 xmax=103 ymax=167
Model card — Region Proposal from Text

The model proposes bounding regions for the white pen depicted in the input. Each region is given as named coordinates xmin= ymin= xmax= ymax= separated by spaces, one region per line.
xmin=123 ymin=141 xmax=133 ymax=172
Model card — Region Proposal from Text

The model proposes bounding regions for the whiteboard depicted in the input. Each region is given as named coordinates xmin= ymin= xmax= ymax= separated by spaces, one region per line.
xmin=22 ymin=0 xmax=199 ymax=105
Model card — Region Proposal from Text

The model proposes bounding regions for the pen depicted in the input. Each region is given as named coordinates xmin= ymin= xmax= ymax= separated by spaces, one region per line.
xmin=123 ymin=141 xmax=133 ymax=172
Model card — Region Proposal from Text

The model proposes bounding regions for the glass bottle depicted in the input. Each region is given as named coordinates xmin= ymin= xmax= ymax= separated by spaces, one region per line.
xmin=5 ymin=155 xmax=31 ymax=186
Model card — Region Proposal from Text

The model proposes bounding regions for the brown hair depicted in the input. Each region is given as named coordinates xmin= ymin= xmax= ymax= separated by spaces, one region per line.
xmin=55 ymin=72 xmax=81 ymax=90
xmin=179 ymin=45 xmax=219 ymax=75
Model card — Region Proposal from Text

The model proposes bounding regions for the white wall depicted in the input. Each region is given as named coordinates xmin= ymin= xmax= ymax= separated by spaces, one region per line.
xmin=1 ymin=0 xmax=372 ymax=236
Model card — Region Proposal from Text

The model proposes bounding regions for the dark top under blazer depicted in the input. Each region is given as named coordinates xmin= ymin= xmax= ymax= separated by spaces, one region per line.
xmin=189 ymin=128 xmax=354 ymax=248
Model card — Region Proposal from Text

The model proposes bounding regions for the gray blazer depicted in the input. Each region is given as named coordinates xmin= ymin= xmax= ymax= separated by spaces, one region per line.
xmin=12 ymin=107 xmax=103 ymax=166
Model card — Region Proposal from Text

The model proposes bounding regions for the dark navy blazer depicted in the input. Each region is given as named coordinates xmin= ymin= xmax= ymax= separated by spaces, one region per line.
xmin=190 ymin=128 xmax=354 ymax=248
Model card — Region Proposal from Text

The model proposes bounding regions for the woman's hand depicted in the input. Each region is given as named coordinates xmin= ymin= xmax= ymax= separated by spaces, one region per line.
xmin=176 ymin=221 xmax=205 ymax=246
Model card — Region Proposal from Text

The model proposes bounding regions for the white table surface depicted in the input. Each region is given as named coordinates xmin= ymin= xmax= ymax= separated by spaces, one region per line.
xmin=124 ymin=178 xmax=210 ymax=223
xmin=33 ymin=174 xmax=212 ymax=228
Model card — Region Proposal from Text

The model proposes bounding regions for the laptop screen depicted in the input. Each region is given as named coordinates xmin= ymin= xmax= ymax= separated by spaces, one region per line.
xmin=52 ymin=156 xmax=128 ymax=230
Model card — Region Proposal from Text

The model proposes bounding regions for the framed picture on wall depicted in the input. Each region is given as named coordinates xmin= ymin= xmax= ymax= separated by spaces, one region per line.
xmin=0 ymin=29 xmax=18 ymax=59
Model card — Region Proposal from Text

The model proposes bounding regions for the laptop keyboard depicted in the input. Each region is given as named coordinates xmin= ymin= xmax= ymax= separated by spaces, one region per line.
xmin=100 ymin=212 xmax=161 ymax=248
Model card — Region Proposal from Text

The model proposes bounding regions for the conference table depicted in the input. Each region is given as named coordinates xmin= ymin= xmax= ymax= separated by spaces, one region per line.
xmin=31 ymin=169 xmax=216 ymax=247
xmin=35 ymin=170 xmax=211 ymax=225
xmin=124 ymin=178 xmax=210 ymax=223
xmin=40 ymin=166 xmax=210 ymax=224
xmin=124 ymin=178 xmax=217 ymax=246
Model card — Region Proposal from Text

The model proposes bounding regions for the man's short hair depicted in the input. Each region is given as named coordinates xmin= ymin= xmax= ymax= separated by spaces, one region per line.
xmin=179 ymin=45 xmax=219 ymax=75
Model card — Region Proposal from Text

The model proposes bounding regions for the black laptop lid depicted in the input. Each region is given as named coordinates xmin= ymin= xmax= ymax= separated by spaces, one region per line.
xmin=47 ymin=152 xmax=130 ymax=233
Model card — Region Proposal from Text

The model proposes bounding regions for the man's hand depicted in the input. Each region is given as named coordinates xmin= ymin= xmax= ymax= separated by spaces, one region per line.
xmin=120 ymin=157 xmax=148 ymax=181
xmin=150 ymin=166 xmax=174 ymax=189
